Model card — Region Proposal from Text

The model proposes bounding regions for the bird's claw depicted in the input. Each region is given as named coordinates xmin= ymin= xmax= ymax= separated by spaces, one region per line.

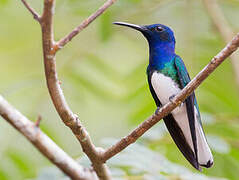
xmin=169 ymin=94 xmax=176 ymax=102
xmin=169 ymin=94 xmax=184 ymax=107
xmin=155 ymin=106 xmax=161 ymax=115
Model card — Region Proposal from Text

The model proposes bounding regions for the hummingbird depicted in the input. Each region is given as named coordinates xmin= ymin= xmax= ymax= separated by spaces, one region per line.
xmin=114 ymin=22 xmax=213 ymax=170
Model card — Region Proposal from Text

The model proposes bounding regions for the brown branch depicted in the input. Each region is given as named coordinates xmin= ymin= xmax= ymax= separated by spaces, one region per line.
xmin=100 ymin=33 xmax=239 ymax=162
xmin=21 ymin=0 xmax=113 ymax=179
xmin=39 ymin=0 xmax=112 ymax=179
xmin=21 ymin=0 xmax=41 ymax=22
xmin=55 ymin=0 xmax=117 ymax=52
xmin=0 ymin=95 xmax=96 ymax=180
xmin=202 ymin=0 xmax=239 ymax=87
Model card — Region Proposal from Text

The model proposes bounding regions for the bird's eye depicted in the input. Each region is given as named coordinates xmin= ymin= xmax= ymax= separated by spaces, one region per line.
xmin=155 ymin=26 xmax=164 ymax=32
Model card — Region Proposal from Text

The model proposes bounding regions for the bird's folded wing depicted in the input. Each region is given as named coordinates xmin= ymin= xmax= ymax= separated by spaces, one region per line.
xmin=174 ymin=55 xmax=199 ymax=169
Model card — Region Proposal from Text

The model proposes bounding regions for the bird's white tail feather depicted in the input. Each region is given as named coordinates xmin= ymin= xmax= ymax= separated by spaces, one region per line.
xmin=195 ymin=108 xmax=213 ymax=166
xmin=172 ymin=105 xmax=213 ymax=167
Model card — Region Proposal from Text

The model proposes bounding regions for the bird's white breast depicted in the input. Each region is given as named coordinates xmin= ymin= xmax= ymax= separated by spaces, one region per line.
xmin=151 ymin=72 xmax=194 ymax=150
xmin=151 ymin=72 xmax=181 ymax=105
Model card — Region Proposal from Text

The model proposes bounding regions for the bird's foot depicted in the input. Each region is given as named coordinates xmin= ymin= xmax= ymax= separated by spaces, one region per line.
xmin=169 ymin=94 xmax=176 ymax=102
xmin=155 ymin=106 xmax=162 ymax=115
xmin=169 ymin=94 xmax=184 ymax=107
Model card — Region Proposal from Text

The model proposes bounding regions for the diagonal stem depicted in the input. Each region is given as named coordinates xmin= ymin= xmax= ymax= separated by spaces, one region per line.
xmin=21 ymin=0 xmax=41 ymax=22
xmin=55 ymin=0 xmax=117 ymax=52
xmin=0 ymin=95 xmax=96 ymax=180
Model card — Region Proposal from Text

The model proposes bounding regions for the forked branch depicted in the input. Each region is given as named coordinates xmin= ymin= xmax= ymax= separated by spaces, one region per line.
xmin=21 ymin=0 xmax=115 ymax=179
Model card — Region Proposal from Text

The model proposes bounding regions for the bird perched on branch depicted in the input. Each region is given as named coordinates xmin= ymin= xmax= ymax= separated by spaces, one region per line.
xmin=114 ymin=22 xmax=213 ymax=170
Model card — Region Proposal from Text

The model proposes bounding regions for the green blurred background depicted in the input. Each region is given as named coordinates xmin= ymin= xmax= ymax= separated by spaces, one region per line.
xmin=0 ymin=0 xmax=239 ymax=179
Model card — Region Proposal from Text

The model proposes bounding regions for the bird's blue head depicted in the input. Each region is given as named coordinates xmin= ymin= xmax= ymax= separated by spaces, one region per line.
xmin=114 ymin=22 xmax=176 ymax=69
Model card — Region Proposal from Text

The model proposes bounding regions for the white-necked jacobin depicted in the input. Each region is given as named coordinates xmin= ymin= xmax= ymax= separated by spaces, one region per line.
xmin=114 ymin=22 xmax=213 ymax=170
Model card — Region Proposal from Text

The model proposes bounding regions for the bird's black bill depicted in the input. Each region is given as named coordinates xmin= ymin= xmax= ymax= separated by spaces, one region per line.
xmin=113 ymin=22 xmax=146 ymax=32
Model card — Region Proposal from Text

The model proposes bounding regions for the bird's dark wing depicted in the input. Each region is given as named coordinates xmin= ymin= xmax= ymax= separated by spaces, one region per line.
xmin=174 ymin=55 xmax=200 ymax=169
xmin=147 ymin=68 xmax=162 ymax=107
xmin=147 ymin=65 xmax=200 ymax=170
xmin=163 ymin=114 xmax=199 ymax=169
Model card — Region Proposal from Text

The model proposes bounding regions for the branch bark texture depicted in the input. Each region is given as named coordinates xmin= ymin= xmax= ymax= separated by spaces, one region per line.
xmin=0 ymin=95 xmax=96 ymax=180
xmin=203 ymin=0 xmax=239 ymax=87
xmin=100 ymin=32 xmax=239 ymax=162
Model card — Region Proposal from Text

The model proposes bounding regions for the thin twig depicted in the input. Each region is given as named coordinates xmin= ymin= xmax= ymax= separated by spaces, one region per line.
xmin=100 ymin=33 xmax=239 ymax=162
xmin=0 ymin=95 xmax=96 ymax=180
xmin=35 ymin=115 xmax=42 ymax=127
xmin=55 ymin=0 xmax=117 ymax=52
xmin=202 ymin=0 xmax=239 ymax=87
xmin=21 ymin=0 xmax=41 ymax=22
